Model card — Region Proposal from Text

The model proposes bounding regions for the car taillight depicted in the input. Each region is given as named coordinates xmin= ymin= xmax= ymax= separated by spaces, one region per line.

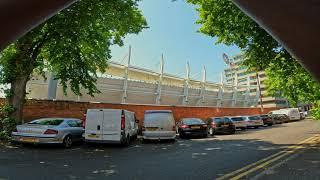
xmin=181 ymin=125 xmax=189 ymax=129
xmin=121 ymin=111 xmax=125 ymax=130
xmin=211 ymin=122 xmax=216 ymax=127
xmin=172 ymin=126 xmax=176 ymax=131
xmin=44 ymin=129 xmax=58 ymax=134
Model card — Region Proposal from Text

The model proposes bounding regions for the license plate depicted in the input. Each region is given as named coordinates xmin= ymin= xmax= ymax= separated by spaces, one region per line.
xmin=20 ymin=137 xmax=38 ymax=143
xmin=191 ymin=126 xmax=200 ymax=129
xmin=88 ymin=134 xmax=99 ymax=138
xmin=146 ymin=127 xmax=158 ymax=131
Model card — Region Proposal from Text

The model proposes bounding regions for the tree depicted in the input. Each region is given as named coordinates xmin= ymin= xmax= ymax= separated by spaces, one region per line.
xmin=188 ymin=0 xmax=320 ymax=107
xmin=0 ymin=0 xmax=147 ymax=124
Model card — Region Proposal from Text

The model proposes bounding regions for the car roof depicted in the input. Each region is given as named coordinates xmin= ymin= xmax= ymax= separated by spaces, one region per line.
xmin=181 ymin=118 xmax=202 ymax=120
xmin=145 ymin=110 xmax=172 ymax=113
xmin=34 ymin=118 xmax=80 ymax=121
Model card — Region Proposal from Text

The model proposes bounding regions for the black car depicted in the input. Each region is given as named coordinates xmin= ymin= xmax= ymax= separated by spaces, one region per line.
xmin=207 ymin=117 xmax=236 ymax=135
xmin=177 ymin=118 xmax=208 ymax=138
xmin=260 ymin=114 xmax=274 ymax=126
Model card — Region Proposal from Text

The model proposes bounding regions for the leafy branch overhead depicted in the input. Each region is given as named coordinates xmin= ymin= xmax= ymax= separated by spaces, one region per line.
xmin=0 ymin=0 xmax=147 ymax=124
xmin=188 ymin=0 xmax=320 ymax=106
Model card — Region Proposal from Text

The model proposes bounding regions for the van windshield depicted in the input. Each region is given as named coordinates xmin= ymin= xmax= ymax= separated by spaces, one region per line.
xmin=144 ymin=112 xmax=174 ymax=124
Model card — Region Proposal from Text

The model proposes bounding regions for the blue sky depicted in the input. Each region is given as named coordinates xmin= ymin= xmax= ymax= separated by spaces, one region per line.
xmin=110 ymin=0 xmax=241 ymax=82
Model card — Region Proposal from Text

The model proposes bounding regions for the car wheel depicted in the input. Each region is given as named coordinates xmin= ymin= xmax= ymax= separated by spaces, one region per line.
xmin=230 ymin=129 xmax=236 ymax=135
xmin=241 ymin=127 xmax=246 ymax=131
xmin=202 ymin=133 xmax=208 ymax=138
xmin=179 ymin=132 xmax=185 ymax=139
xmin=63 ymin=135 xmax=73 ymax=148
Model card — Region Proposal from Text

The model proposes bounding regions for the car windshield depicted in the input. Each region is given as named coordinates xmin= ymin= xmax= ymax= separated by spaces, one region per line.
xmin=248 ymin=116 xmax=260 ymax=120
xmin=28 ymin=119 xmax=64 ymax=126
xmin=260 ymin=115 xmax=268 ymax=118
xmin=183 ymin=119 xmax=204 ymax=125
xmin=231 ymin=117 xmax=244 ymax=121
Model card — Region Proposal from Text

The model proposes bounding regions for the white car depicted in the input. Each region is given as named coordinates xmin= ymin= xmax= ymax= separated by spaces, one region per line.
xmin=84 ymin=109 xmax=138 ymax=146
xmin=142 ymin=110 xmax=176 ymax=141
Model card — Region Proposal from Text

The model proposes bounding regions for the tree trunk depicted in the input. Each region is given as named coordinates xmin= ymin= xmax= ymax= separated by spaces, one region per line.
xmin=8 ymin=75 xmax=29 ymax=124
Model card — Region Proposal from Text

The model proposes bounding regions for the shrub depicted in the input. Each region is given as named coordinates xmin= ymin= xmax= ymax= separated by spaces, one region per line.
xmin=310 ymin=107 xmax=320 ymax=120
xmin=0 ymin=104 xmax=16 ymax=141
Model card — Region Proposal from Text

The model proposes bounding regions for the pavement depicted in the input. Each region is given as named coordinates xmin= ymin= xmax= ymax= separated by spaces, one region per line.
xmin=0 ymin=119 xmax=319 ymax=180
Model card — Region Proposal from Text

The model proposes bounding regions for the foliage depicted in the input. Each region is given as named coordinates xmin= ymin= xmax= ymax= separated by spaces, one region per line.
xmin=1 ymin=0 xmax=147 ymax=96
xmin=310 ymin=103 xmax=320 ymax=120
xmin=188 ymin=0 xmax=320 ymax=106
xmin=0 ymin=104 xmax=16 ymax=141
xmin=0 ymin=0 xmax=147 ymax=124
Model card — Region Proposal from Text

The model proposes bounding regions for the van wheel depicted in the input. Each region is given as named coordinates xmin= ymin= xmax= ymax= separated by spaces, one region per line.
xmin=122 ymin=135 xmax=130 ymax=147
xmin=63 ymin=135 xmax=73 ymax=148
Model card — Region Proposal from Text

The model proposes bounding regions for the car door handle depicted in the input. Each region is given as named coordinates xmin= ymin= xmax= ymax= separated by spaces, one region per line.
xmin=97 ymin=125 xmax=100 ymax=130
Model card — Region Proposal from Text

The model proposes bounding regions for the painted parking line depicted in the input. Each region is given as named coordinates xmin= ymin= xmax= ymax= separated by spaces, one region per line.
xmin=216 ymin=134 xmax=319 ymax=180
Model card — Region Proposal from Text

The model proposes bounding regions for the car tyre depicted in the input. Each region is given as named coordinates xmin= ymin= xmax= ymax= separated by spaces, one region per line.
xmin=230 ymin=129 xmax=236 ymax=135
xmin=63 ymin=135 xmax=73 ymax=148
xmin=179 ymin=132 xmax=186 ymax=139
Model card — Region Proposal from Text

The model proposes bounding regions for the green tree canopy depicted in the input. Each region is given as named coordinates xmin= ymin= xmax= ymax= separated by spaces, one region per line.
xmin=188 ymin=0 xmax=320 ymax=107
xmin=0 ymin=0 xmax=147 ymax=124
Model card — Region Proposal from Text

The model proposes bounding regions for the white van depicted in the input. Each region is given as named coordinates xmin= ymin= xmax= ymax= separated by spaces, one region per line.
xmin=279 ymin=108 xmax=301 ymax=121
xmin=142 ymin=110 xmax=176 ymax=141
xmin=84 ymin=109 xmax=138 ymax=146
xmin=271 ymin=108 xmax=301 ymax=121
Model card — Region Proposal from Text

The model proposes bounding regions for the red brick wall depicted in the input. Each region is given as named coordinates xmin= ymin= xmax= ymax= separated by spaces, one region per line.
xmin=0 ymin=99 xmax=278 ymax=124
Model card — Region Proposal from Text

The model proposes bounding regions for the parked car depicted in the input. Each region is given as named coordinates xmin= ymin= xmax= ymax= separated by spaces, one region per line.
xmin=84 ymin=109 xmax=138 ymax=146
xmin=243 ymin=115 xmax=264 ymax=128
xmin=299 ymin=111 xmax=306 ymax=120
xmin=270 ymin=114 xmax=284 ymax=124
xmin=260 ymin=114 xmax=274 ymax=126
xmin=206 ymin=117 xmax=236 ymax=135
xmin=230 ymin=116 xmax=247 ymax=130
xmin=11 ymin=118 xmax=84 ymax=148
xmin=142 ymin=110 xmax=176 ymax=141
xmin=177 ymin=118 xmax=207 ymax=138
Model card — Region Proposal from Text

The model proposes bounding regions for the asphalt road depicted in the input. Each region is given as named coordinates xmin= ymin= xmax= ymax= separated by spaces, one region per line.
xmin=0 ymin=119 xmax=319 ymax=180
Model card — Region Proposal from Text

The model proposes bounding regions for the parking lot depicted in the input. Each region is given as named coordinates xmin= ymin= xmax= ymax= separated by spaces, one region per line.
xmin=0 ymin=119 xmax=319 ymax=180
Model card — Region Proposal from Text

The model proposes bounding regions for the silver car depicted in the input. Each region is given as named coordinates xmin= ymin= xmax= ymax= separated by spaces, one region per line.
xmin=243 ymin=115 xmax=264 ymax=128
xmin=11 ymin=118 xmax=84 ymax=148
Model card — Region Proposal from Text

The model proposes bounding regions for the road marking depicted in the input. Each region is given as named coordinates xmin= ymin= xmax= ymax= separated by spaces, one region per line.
xmin=216 ymin=135 xmax=319 ymax=180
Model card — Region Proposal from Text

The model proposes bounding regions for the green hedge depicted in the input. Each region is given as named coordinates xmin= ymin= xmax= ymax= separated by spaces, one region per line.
xmin=311 ymin=107 xmax=320 ymax=120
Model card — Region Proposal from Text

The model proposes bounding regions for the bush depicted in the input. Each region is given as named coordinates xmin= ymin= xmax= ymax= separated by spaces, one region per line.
xmin=310 ymin=107 xmax=320 ymax=120
xmin=0 ymin=104 xmax=16 ymax=141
